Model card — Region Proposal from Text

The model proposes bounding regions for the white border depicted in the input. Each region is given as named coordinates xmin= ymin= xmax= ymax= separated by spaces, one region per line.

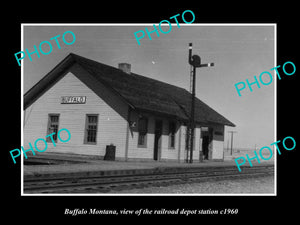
xmin=21 ymin=23 xmax=277 ymax=197
xmin=274 ymin=24 xmax=277 ymax=196
xmin=21 ymin=24 xmax=24 ymax=194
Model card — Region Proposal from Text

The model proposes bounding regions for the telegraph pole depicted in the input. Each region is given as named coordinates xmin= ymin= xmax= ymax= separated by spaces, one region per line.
xmin=228 ymin=131 xmax=237 ymax=155
xmin=188 ymin=43 xmax=214 ymax=163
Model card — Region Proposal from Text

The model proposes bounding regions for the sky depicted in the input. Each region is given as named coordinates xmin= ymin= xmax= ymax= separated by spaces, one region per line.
xmin=23 ymin=24 xmax=275 ymax=150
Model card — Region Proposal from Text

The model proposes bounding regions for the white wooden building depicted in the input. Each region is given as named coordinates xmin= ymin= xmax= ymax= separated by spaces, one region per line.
xmin=24 ymin=53 xmax=235 ymax=162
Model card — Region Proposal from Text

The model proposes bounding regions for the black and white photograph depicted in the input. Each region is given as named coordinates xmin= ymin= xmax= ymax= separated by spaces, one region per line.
xmin=4 ymin=5 xmax=298 ymax=222
xmin=22 ymin=24 xmax=275 ymax=195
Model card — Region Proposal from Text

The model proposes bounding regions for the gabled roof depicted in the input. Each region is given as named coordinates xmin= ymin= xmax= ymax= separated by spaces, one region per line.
xmin=24 ymin=53 xmax=235 ymax=127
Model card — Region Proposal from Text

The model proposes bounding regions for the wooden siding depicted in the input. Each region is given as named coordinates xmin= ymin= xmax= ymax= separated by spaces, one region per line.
xmin=127 ymin=111 xmax=155 ymax=160
xmin=180 ymin=125 xmax=201 ymax=162
xmin=24 ymin=64 xmax=129 ymax=158
xmin=23 ymin=62 xmax=225 ymax=162
xmin=198 ymin=123 xmax=225 ymax=160
xmin=211 ymin=124 xmax=225 ymax=160
xmin=177 ymin=123 xmax=225 ymax=161
xmin=126 ymin=112 xmax=180 ymax=161
xmin=126 ymin=112 xmax=202 ymax=162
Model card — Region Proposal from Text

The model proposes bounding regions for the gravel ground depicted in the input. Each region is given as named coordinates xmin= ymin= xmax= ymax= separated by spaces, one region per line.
xmin=112 ymin=175 xmax=275 ymax=194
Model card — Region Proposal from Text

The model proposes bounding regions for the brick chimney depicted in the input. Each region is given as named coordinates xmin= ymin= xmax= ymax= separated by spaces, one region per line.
xmin=118 ymin=63 xmax=131 ymax=74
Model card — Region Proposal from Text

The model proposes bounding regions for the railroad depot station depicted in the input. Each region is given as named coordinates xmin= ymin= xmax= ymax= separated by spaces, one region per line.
xmin=24 ymin=53 xmax=235 ymax=163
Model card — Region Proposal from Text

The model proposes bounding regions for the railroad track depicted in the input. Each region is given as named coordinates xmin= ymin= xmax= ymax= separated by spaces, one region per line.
xmin=24 ymin=165 xmax=274 ymax=193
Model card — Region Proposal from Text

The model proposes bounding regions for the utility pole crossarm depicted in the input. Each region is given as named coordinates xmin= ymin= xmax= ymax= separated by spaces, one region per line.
xmin=200 ymin=63 xmax=215 ymax=68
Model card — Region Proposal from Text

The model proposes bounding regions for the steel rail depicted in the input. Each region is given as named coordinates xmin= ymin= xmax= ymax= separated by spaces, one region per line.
xmin=24 ymin=165 xmax=274 ymax=193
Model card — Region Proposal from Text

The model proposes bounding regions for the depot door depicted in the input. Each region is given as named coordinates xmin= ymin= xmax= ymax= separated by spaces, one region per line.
xmin=154 ymin=120 xmax=163 ymax=161
xmin=202 ymin=135 xmax=209 ymax=160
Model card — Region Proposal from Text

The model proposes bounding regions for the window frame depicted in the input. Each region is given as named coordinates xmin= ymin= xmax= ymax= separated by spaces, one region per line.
xmin=137 ymin=117 xmax=148 ymax=148
xmin=46 ymin=114 xmax=60 ymax=143
xmin=84 ymin=114 xmax=99 ymax=145
xmin=168 ymin=121 xmax=176 ymax=149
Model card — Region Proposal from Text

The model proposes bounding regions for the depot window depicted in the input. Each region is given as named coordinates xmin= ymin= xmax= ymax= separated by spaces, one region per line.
xmin=138 ymin=117 xmax=148 ymax=147
xmin=84 ymin=114 xmax=98 ymax=144
xmin=46 ymin=114 xmax=59 ymax=142
xmin=168 ymin=121 xmax=176 ymax=149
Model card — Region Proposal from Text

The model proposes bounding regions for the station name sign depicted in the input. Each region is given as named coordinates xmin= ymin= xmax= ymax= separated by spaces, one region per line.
xmin=61 ymin=96 xmax=86 ymax=104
